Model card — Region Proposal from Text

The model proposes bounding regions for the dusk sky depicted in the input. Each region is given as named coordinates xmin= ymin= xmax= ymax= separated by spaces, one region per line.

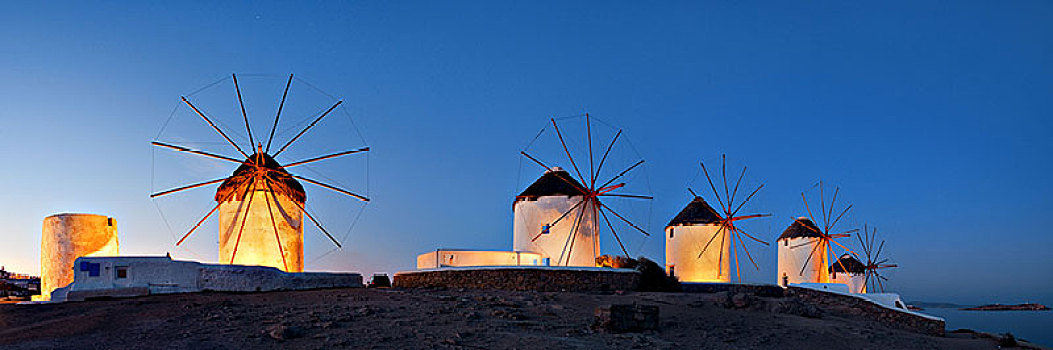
xmin=1 ymin=1 xmax=1050 ymax=305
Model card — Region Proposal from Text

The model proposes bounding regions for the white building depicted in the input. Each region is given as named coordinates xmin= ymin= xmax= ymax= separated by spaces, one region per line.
xmin=416 ymin=250 xmax=543 ymax=269
xmin=664 ymin=196 xmax=729 ymax=283
xmin=512 ymin=167 xmax=598 ymax=267
xmin=829 ymin=253 xmax=868 ymax=293
xmin=215 ymin=154 xmax=305 ymax=273
xmin=777 ymin=217 xmax=828 ymax=286
xmin=50 ymin=256 xmax=361 ymax=302
xmin=37 ymin=213 xmax=119 ymax=301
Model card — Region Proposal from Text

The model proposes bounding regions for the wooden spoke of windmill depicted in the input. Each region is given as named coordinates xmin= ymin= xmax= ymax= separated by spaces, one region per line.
xmin=152 ymin=74 xmax=369 ymax=251
xmin=856 ymin=224 xmax=897 ymax=293
xmin=794 ymin=181 xmax=859 ymax=277
xmin=693 ymin=155 xmax=771 ymax=282
xmin=520 ymin=114 xmax=652 ymax=266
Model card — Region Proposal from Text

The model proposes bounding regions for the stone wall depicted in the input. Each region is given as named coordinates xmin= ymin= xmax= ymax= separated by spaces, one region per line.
xmin=787 ymin=286 xmax=945 ymax=336
xmin=394 ymin=268 xmax=640 ymax=292
xmin=198 ymin=266 xmax=362 ymax=292
xmin=681 ymin=282 xmax=785 ymax=297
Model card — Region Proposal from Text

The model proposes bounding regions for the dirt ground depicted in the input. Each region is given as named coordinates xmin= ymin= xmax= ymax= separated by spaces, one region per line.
xmin=0 ymin=288 xmax=1035 ymax=349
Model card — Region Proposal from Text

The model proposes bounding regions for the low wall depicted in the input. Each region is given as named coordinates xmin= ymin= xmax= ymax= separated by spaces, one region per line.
xmin=787 ymin=286 xmax=945 ymax=336
xmin=681 ymin=282 xmax=786 ymax=297
xmin=198 ymin=267 xmax=361 ymax=292
xmin=394 ymin=267 xmax=640 ymax=292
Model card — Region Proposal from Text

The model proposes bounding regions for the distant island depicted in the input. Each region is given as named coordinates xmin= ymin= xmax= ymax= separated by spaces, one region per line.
xmin=961 ymin=303 xmax=1050 ymax=311
xmin=906 ymin=301 xmax=971 ymax=309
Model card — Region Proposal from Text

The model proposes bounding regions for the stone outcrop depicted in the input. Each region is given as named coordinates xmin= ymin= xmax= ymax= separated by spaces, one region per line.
xmin=593 ymin=304 xmax=660 ymax=333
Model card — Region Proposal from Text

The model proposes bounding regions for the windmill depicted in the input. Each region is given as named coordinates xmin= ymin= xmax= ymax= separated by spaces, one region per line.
xmin=512 ymin=114 xmax=652 ymax=267
xmin=150 ymin=74 xmax=369 ymax=272
xmin=829 ymin=253 xmax=866 ymax=293
xmin=665 ymin=155 xmax=769 ymax=283
xmin=855 ymin=224 xmax=897 ymax=293
xmin=776 ymin=181 xmax=857 ymax=286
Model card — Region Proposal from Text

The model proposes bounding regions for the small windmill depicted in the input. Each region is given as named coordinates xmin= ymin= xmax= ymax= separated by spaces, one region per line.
xmin=513 ymin=113 xmax=652 ymax=267
xmin=777 ymin=181 xmax=857 ymax=285
xmin=855 ymin=224 xmax=897 ymax=293
xmin=151 ymin=74 xmax=369 ymax=272
xmin=689 ymin=155 xmax=770 ymax=282
xmin=829 ymin=253 xmax=867 ymax=293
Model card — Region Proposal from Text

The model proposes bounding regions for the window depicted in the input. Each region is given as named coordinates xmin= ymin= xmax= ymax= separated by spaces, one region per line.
xmin=115 ymin=267 xmax=128 ymax=279
xmin=541 ymin=225 xmax=551 ymax=234
xmin=668 ymin=228 xmax=674 ymax=238
xmin=80 ymin=262 xmax=101 ymax=277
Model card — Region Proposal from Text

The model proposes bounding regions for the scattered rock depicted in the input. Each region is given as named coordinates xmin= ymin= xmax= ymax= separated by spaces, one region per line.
xmin=593 ymin=304 xmax=660 ymax=333
xmin=768 ymin=300 xmax=823 ymax=319
xmin=998 ymin=333 xmax=1018 ymax=347
xmin=265 ymin=324 xmax=304 ymax=341
xmin=731 ymin=293 xmax=751 ymax=308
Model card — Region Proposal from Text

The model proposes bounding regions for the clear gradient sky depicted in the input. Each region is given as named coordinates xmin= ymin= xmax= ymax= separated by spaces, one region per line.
xmin=1 ymin=1 xmax=1050 ymax=305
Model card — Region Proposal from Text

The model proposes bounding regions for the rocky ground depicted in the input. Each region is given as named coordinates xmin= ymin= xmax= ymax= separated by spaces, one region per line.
xmin=0 ymin=288 xmax=1043 ymax=349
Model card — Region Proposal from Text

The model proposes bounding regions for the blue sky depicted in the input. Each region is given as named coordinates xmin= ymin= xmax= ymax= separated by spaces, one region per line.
xmin=1 ymin=1 xmax=1050 ymax=305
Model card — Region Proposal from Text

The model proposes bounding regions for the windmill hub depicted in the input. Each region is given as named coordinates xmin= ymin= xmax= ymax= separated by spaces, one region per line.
xmin=215 ymin=152 xmax=306 ymax=204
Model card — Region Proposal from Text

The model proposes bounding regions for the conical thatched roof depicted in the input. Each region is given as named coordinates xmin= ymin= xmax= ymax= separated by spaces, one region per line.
xmin=215 ymin=153 xmax=306 ymax=203
xmin=777 ymin=217 xmax=823 ymax=240
xmin=830 ymin=254 xmax=866 ymax=274
xmin=667 ymin=197 xmax=722 ymax=226
xmin=516 ymin=168 xmax=587 ymax=199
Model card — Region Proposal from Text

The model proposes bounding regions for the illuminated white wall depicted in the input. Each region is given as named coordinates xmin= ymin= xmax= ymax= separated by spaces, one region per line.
xmin=829 ymin=270 xmax=867 ymax=293
xmin=512 ymin=195 xmax=597 ymax=267
xmin=776 ymin=237 xmax=828 ymax=286
xmin=416 ymin=250 xmax=544 ymax=269
xmin=665 ymin=224 xmax=730 ymax=283
xmin=218 ymin=189 xmax=304 ymax=272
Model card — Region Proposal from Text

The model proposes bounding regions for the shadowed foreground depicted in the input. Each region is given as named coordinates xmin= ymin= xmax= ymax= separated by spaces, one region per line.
xmin=0 ymin=288 xmax=1034 ymax=349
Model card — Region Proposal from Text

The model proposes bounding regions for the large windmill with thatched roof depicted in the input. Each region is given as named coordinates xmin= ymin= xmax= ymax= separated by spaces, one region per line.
xmin=151 ymin=74 xmax=369 ymax=272
xmin=513 ymin=114 xmax=653 ymax=267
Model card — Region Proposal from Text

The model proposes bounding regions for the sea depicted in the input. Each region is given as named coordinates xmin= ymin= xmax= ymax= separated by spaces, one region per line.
xmin=919 ymin=307 xmax=1052 ymax=347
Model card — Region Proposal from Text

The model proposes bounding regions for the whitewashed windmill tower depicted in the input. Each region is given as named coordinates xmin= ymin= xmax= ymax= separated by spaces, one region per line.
xmin=514 ymin=114 xmax=652 ymax=267
xmin=512 ymin=167 xmax=598 ymax=267
xmin=38 ymin=213 xmax=119 ymax=300
xmin=776 ymin=182 xmax=857 ymax=287
xmin=151 ymin=74 xmax=369 ymax=272
xmin=829 ymin=253 xmax=867 ymax=293
xmin=666 ymin=156 xmax=769 ymax=283
xmin=777 ymin=217 xmax=828 ymax=286
xmin=664 ymin=196 xmax=726 ymax=282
